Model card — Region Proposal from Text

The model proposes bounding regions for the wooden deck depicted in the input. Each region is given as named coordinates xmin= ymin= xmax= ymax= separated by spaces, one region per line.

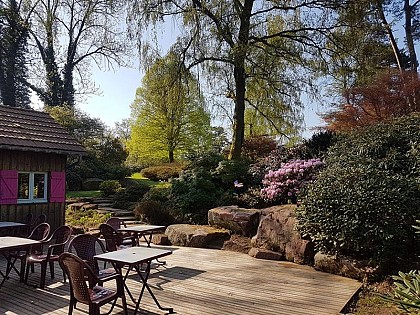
xmin=0 ymin=246 xmax=361 ymax=315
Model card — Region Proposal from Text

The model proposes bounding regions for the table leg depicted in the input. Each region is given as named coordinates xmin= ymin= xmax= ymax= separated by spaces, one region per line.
xmin=133 ymin=261 xmax=173 ymax=315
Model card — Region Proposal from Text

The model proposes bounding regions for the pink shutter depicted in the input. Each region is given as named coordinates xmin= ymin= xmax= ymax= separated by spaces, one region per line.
xmin=50 ymin=171 xmax=66 ymax=203
xmin=0 ymin=170 xmax=18 ymax=205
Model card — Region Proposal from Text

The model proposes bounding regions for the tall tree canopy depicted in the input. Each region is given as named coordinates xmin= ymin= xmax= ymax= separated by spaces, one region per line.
xmin=128 ymin=0 xmax=347 ymax=160
xmin=0 ymin=0 xmax=31 ymax=108
xmin=127 ymin=51 xmax=212 ymax=165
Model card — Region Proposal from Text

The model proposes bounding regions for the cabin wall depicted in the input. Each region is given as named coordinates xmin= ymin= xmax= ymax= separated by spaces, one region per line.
xmin=0 ymin=150 xmax=67 ymax=231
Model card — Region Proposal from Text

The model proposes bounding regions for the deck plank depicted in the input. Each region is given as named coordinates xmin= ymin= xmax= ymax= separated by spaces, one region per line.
xmin=0 ymin=246 xmax=361 ymax=315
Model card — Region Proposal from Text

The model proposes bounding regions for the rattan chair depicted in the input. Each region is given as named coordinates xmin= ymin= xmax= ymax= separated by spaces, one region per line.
xmin=68 ymin=234 xmax=118 ymax=283
xmin=99 ymin=223 xmax=132 ymax=252
xmin=25 ymin=225 xmax=72 ymax=289
xmin=59 ymin=253 xmax=128 ymax=315
xmin=6 ymin=223 xmax=50 ymax=280
xmin=105 ymin=218 xmax=136 ymax=246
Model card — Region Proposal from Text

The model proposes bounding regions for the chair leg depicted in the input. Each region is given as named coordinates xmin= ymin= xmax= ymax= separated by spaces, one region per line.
xmin=49 ymin=261 xmax=55 ymax=279
xmin=68 ymin=298 xmax=75 ymax=315
xmin=24 ymin=261 xmax=31 ymax=284
xmin=19 ymin=257 xmax=26 ymax=282
xmin=40 ymin=262 xmax=47 ymax=289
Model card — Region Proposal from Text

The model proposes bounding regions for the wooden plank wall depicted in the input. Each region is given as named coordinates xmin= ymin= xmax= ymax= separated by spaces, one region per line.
xmin=0 ymin=150 xmax=66 ymax=231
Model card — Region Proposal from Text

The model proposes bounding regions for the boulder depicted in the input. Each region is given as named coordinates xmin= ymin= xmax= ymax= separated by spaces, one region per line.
xmin=314 ymin=252 xmax=383 ymax=281
xmin=251 ymin=205 xmax=314 ymax=264
xmin=166 ymin=224 xmax=230 ymax=248
xmin=152 ymin=233 xmax=171 ymax=245
xmin=248 ymin=248 xmax=282 ymax=261
xmin=208 ymin=205 xmax=260 ymax=236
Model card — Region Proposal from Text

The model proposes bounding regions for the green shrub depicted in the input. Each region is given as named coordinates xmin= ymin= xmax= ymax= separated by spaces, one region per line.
xmin=111 ymin=183 xmax=150 ymax=210
xmin=99 ymin=180 xmax=122 ymax=197
xmin=296 ymin=114 xmax=420 ymax=265
xmin=66 ymin=207 xmax=110 ymax=233
xmin=140 ymin=164 xmax=183 ymax=181
xmin=171 ymin=170 xmax=225 ymax=224
xmin=212 ymin=159 xmax=249 ymax=188
xmin=133 ymin=200 xmax=175 ymax=226
xmin=82 ymin=178 xmax=103 ymax=190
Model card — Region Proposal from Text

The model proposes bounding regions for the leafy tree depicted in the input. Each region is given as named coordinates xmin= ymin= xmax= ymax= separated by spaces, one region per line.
xmin=0 ymin=0 xmax=30 ymax=108
xmin=127 ymin=51 xmax=212 ymax=165
xmin=47 ymin=106 xmax=130 ymax=188
xmin=322 ymin=71 xmax=420 ymax=132
xmin=17 ymin=0 xmax=128 ymax=107
xmin=128 ymin=0 xmax=347 ymax=160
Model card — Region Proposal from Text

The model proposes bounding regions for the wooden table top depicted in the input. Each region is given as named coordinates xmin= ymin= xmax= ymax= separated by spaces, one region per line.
xmin=0 ymin=222 xmax=25 ymax=229
xmin=95 ymin=247 xmax=172 ymax=265
xmin=0 ymin=237 xmax=40 ymax=251
xmin=118 ymin=225 xmax=166 ymax=233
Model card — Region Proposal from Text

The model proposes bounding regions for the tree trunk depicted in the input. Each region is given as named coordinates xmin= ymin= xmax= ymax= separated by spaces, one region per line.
xmin=168 ymin=150 xmax=174 ymax=163
xmin=376 ymin=2 xmax=404 ymax=72
xmin=404 ymin=0 xmax=418 ymax=71
xmin=228 ymin=0 xmax=253 ymax=160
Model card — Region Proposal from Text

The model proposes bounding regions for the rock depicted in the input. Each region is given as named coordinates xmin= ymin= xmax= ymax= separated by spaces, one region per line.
xmin=152 ymin=233 xmax=171 ymax=245
xmin=251 ymin=205 xmax=314 ymax=264
xmin=208 ymin=205 xmax=260 ymax=236
xmin=165 ymin=224 xmax=230 ymax=248
xmin=314 ymin=252 xmax=383 ymax=281
xmin=67 ymin=202 xmax=89 ymax=211
xmin=82 ymin=203 xmax=98 ymax=210
xmin=248 ymin=248 xmax=282 ymax=261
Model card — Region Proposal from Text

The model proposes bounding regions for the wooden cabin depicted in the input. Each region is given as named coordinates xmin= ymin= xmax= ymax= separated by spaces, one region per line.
xmin=0 ymin=105 xmax=86 ymax=231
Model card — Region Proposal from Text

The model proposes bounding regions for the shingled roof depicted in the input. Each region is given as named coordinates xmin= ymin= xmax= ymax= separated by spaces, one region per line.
xmin=0 ymin=105 xmax=86 ymax=155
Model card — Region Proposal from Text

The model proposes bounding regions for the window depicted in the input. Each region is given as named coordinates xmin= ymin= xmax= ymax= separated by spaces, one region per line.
xmin=17 ymin=172 xmax=47 ymax=203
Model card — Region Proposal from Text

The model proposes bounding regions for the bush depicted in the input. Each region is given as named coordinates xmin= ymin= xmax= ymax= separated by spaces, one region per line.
xmin=99 ymin=180 xmax=122 ymax=197
xmin=111 ymin=183 xmax=151 ymax=210
xmin=171 ymin=170 xmax=225 ymax=224
xmin=261 ymin=158 xmax=325 ymax=204
xmin=82 ymin=178 xmax=103 ymax=190
xmin=133 ymin=200 xmax=175 ymax=226
xmin=140 ymin=164 xmax=183 ymax=181
xmin=212 ymin=159 xmax=250 ymax=188
xmin=66 ymin=207 xmax=110 ymax=233
xmin=296 ymin=114 xmax=420 ymax=265
xmin=242 ymin=135 xmax=277 ymax=162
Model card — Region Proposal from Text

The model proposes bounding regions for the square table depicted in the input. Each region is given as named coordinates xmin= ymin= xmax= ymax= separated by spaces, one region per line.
xmin=0 ymin=222 xmax=26 ymax=236
xmin=118 ymin=225 xmax=166 ymax=247
xmin=95 ymin=246 xmax=173 ymax=315
xmin=0 ymin=236 xmax=40 ymax=287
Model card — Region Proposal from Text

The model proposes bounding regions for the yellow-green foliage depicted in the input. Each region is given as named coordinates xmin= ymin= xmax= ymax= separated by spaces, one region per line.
xmin=66 ymin=207 xmax=110 ymax=232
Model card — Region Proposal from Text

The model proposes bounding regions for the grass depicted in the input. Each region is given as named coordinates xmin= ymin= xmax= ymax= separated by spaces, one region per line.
xmin=128 ymin=172 xmax=159 ymax=187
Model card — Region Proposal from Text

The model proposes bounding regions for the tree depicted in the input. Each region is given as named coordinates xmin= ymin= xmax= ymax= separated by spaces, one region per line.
xmin=128 ymin=1 xmax=346 ymax=160
xmin=0 ymin=0 xmax=31 ymax=108
xmin=322 ymin=71 xmax=420 ymax=132
xmin=20 ymin=0 xmax=127 ymax=107
xmin=127 ymin=51 xmax=212 ymax=165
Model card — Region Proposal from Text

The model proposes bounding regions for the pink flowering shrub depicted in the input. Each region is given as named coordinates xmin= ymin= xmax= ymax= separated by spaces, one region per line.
xmin=261 ymin=158 xmax=325 ymax=204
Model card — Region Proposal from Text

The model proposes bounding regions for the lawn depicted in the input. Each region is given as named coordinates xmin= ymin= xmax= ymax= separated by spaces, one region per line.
xmin=66 ymin=190 xmax=101 ymax=198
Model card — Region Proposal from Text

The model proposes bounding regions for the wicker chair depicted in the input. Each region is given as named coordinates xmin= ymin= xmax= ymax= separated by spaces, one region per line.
xmin=28 ymin=214 xmax=47 ymax=235
xmin=25 ymin=225 xmax=72 ymax=289
xmin=99 ymin=223 xmax=123 ymax=252
xmin=59 ymin=253 xmax=128 ymax=315
xmin=6 ymin=223 xmax=50 ymax=280
xmin=105 ymin=218 xmax=136 ymax=246
xmin=67 ymin=234 xmax=117 ymax=283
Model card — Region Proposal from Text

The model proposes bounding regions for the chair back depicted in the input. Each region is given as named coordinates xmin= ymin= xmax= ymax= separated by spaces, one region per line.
xmin=50 ymin=225 xmax=72 ymax=255
xmin=68 ymin=234 xmax=106 ymax=271
xmin=23 ymin=213 xmax=33 ymax=225
xmin=106 ymin=217 xmax=126 ymax=230
xmin=59 ymin=253 xmax=94 ymax=304
xmin=99 ymin=224 xmax=121 ymax=252
xmin=32 ymin=214 xmax=47 ymax=226
xmin=29 ymin=223 xmax=50 ymax=241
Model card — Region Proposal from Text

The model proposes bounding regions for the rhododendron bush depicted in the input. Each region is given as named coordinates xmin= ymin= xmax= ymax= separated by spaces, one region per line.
xmin=261 ymin=158 xmax=325 ymax=204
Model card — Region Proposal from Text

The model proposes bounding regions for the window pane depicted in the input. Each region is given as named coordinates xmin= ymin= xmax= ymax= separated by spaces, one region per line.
xmin=33 ymin=174 xmax=46 ymax=199
xmin=18 ymin=173 xmax=30 ymax=199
